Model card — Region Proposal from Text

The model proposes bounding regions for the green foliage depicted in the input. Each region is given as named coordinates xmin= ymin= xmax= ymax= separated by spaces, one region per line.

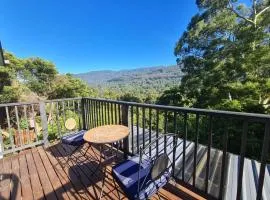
xmin=23 ymin=58 xmax=57 ymax=96
xmin=119 ymin=93 xmax=142 ymax=103
xmin=48 ymin=74 xmax=97 ymax=99
xmin=171 ymin=0 xmax=270 ymax=113
xmin=20 ymin=118 xmax=29 ymax=130
xmin=0 ymin=51 xmax=97 ymax=103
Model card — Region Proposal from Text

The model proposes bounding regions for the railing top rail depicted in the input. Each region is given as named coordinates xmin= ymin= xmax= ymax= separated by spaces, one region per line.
xmin=0 ymin=101 xmax=40 ymax=107
xmin=43 ymin=97 xmax=82 ymax=103
xmin=0 ymin=97 xmax=82 ymax=107
xmin=85 ymin=97 xmax=270 ymax=122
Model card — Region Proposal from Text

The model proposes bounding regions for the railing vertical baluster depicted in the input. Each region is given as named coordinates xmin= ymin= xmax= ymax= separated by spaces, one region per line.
xmin=99 ymin=101 xmax=102 ymax=126
xmin=136 ymin=106 xmax=139 ymax=153
xmin=0 ymin=125 xmax=3 ymax=158
xmin=205 ymin=115 xmax=213 ymax=194
xmin=81 ymin=98 xmax=89 ymax=130
xmin=91 ymin=100 xmax=94 ymax=127
xmin=84 ymin=99 xmax=89 ymax=130
xmin=156 ymin=109 xmax=159 ymax=156
xmin=56 ymin=102 xmax=61 ymax=136
xmin=114 ymin=103 xmax=117 ymax=125
xmin=87 ymin=99 xmax=90 ymax=129
xmin=39 ymin=101 xmax=49 ymax=147
xmin=111 ymin=103 xmax=114 ymax=124
xmin=104 ymin=101 xmax=107 ymax=125
xmin=131 ymin=106 xmax=134 ymax=154
xmin=182 ymin=113 xmax=188 ymax=181
xmin=107 ymin=102 xmax=109 ymax=125
xmin=219 ymin=119 xmax=229 ymax=199
xmin=15 ymin=106 xmax=23 ymax=147
xmin=62 ymin=101 xmax=66 ymax=132
xmin=31 ymin=105 xmax=38 ymax=142
xmin=149 ymin=108 xmax=152 ymax=157
xmin=89 ymin=99 xmax=92 ymax=128
xmin=72 ymin=100 xmax=75 ymax=113
xmin=23 ymin=105 xmax=31 ymax=144
xmin=101 ymin=101 xmax=103 ymax=125
xmin=172 ymin=111 xmax=177 ymax=175
xmin=142 ymin=107 xmax=145 ymax=149
xmin=256 ymin=121 xmax=270 ymax=200
xmin=164 ymin=111 xmax=168 ymax=154
xmin=94 ymin=100 xmax=97 ymax=127
xmin=121 ymin=104 xmax=129 ymax=159
xmin=236 ymin=121 xmax=248 ymax=200
xmin=90 ymin=100 xmax=94 ymax=128
xmin=77 ymin=100 xmax=82 ymax=130
xmin=118 ymin=104 xmax=121 ymax=124
xmin=5 ymin=106 xmax=15 ymax=152
xmin=98 ymin=101 xmax=101 ymax=126
xmin=193 ymin=113 xmax=199 ymax=187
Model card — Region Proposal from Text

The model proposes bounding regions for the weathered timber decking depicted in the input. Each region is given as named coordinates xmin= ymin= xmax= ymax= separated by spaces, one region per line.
xmin=0 ymin=143 xmax=205 ymax=200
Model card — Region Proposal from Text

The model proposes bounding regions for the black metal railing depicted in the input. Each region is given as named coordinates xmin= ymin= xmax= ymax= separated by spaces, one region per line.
xmin=83 ymin=97 xmax=270 ymax=200
xmin=0 ymin=97 xmax=269 ymax=200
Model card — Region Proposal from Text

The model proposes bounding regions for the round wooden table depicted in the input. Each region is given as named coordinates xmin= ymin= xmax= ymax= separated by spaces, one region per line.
xmin=83 ymin=125 xmax=129 ymax=199
xmin=83 ymin=125 xmax=129 ymax=144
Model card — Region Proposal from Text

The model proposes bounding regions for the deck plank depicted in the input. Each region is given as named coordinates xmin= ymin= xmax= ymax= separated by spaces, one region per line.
xmin=44 ymin=145 xmax=82 ymax=200
xmin=0 ymin=157 xmax=12 ymax=199
xmin=49 ymin=145 xmax=92 ymax=199
xmin=18 ymin=151 xmax=34 ymax=200
xmin=31 ymin=148 xmax=57 ymax=200
xmin=37 ymin=146 xmax=70 ymax=200
xmin=68 ymin=143 xmax=127 ymax=200
xmin=55 ymin=144 xmax=101 ymax=199
xmin=10 ymin=156 xmax=21 ymax=200
xmin=25 ymin=149 xmax=45 ymax=200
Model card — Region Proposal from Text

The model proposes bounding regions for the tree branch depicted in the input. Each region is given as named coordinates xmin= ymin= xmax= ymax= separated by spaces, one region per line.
xmin=228 ymin=0 xmax=255 ymax=25
xmin=256 ymin=6 xmax=270 ymax=18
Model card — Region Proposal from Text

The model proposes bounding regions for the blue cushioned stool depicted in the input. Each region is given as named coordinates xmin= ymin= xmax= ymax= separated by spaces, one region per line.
xmin=61 ymin=129 xmax=88 ymax=164
xmin=112 ymin=134 xmax=177 ymax=200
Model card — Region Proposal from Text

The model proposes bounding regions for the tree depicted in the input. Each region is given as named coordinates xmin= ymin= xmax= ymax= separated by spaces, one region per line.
xmin=23 ymin=58 xmax=58 ymax=97
xmin=119 ymin=93 xmax=142 ymax=103
xmin=48 ymin=74 xmax=97 ymax=99
xmin=172 ymin=0 xmax=270 ymax=113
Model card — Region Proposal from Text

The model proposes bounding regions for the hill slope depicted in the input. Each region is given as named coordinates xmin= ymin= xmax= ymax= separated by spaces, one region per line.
xmin=74 ymin=65 xmax=183 ymax=99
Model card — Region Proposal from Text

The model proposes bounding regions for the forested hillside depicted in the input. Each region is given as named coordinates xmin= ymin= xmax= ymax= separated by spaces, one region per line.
xmin=74 ymin=65 xmax=183 ymax=102
xmin=0 ymin=51 xmax=98 ymax=104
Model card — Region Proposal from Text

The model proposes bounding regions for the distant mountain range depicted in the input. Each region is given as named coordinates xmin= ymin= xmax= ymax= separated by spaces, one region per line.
xmin=74 ymin=65 xmax=183 ymax=96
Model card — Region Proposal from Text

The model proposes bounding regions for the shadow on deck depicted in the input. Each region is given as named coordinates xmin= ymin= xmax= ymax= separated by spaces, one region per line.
xmin=0 ymin=143 xmax=205 ymax=200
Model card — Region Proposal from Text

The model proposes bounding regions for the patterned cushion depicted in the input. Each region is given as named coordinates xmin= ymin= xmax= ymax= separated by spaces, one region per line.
xmin=61 ymin=130 xmax=86 ymax=146
xmin=112 ymin=156 xmax=170 ymax=200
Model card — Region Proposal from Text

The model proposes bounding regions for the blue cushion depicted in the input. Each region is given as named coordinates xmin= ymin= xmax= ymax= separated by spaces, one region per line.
xmin=112 ymin=156 xmax=170 ymax=200
xmin=61 ymin=130 xmax=86 ymax=146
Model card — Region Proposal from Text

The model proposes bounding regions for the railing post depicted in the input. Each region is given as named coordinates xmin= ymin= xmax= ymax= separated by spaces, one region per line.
xmin=81 ymin=98 xmax=87 ymax=130
xmin=0 ymin=126 xmax=4 ymax=159
xmin=39 ymin=101 xmax=49 ymax=147
xmin=121 ymin=104 xmax=129 ymax=159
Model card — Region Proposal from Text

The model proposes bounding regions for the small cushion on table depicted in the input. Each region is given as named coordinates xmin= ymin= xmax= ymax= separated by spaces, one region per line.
xmin=112 ymin=156 xmax=170 ymax=200
xmin=61 ymin=130 xmax=86 ymax=146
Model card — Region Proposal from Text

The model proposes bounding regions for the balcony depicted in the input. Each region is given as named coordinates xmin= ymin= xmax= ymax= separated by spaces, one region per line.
xmin=0 ymin=97 xmax=269 ymax=200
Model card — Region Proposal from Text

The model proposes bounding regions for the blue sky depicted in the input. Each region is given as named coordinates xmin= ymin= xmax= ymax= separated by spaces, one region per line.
xmin=0 ymin=0 xmax=198 ymax=74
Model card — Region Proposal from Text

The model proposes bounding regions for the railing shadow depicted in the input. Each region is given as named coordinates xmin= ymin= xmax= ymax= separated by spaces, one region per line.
xmin=0 ymin=173 xmax=19 ymax=200
xmin=39 ymin=143 xmax=122 ymax=200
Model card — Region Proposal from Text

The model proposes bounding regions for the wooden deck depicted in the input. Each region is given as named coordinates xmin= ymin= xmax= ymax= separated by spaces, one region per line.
xmin=0 ymin=143 xmax=205 ymax=200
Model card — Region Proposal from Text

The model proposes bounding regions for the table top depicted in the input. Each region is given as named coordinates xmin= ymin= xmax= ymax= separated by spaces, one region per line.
xmin=83 ymin=125 xmax=129 ymax=144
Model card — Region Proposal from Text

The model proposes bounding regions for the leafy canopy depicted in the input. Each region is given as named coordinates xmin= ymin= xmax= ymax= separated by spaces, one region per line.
xmin=166 ymin=0 xmax=270 ymax=113
xmin=0 ymin=51 xmax=97 ymax=103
